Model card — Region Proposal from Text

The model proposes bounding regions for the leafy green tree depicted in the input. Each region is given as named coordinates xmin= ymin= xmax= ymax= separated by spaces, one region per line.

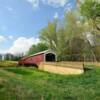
xmin=80 ymin=0 xmax=100 ymax=30
xmin=40 ymin=12 xmax=85 ymax=61
xmin=80 ymin=0 xmax=100 ymax=61
xmin=40 ymin=20 xmax=58 ymax=50
xmin=28 ymin=43 xmax=48 ymax=55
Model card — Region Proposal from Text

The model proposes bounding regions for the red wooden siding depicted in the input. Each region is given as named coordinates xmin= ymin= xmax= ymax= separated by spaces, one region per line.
xmin=18 ymin=50 xmax=56 ymax=66
xmin=18 ymin=54 xmax=44 ymax=66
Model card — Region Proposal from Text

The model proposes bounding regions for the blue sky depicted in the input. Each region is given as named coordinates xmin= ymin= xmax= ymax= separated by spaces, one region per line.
xmin=0 ymin=0 xmax=76 ymax=54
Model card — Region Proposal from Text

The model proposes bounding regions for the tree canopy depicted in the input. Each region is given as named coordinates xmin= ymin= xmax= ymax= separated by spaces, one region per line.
xmin=28 ymin=43 xmax=48 ymax=55
xmin=39 ymin=12 xmax=87 ymax=61
xmin=80 ymin=0 xmax=100 ymax=30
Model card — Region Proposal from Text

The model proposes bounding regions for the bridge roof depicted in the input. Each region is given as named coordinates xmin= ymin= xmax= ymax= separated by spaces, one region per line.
xmin=21 ymin=49 xmax=56 ymax=60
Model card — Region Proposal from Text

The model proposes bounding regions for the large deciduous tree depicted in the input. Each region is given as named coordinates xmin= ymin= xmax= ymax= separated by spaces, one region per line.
xmin=80 ymin=0 xmax=100 ymax=61
xmin=39 ymin=12 xmax=85 ymax=61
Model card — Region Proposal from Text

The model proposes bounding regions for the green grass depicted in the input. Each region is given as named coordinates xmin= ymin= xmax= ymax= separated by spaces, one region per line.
xmin=4 ymin=67 xmax=33 ymax=75
xmin=0 ymin=61 xmax=100 ymax=100
xmin=0 ymin=61 xmax=17 ymax=67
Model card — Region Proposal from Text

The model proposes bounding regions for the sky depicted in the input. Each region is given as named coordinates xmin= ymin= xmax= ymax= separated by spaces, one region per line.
xmin=0 ymin=0 xmax=76 ymax=55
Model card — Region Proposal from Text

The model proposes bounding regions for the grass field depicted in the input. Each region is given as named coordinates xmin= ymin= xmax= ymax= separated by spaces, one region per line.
xmin=0 ymin=61 xmax=100 ymax=100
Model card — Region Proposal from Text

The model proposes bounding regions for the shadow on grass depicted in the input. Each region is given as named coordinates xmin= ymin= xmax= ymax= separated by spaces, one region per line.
xmin=84 ymin=67 xmax=93 ymax=72
xmin=4 ymin=68 xmax=32 ymax=75
xmin=0 ymin=84 xmax=4 ymax=89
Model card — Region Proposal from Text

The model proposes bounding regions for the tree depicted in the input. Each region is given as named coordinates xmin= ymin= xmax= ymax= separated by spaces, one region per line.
xmin=40 ymin=12 xmax=86 ymax=61
xmin=28 ymin=43 xmax=48 ymax=55
xmin=39 ymin=1 xmax=100 ymax=61
xmin=40 ymin=20 xmax=58 ymax=50
xmin=80 ymin=0 xmax=100 ymax=30
xmin=80 ymin=0 xmax=100 ymax=61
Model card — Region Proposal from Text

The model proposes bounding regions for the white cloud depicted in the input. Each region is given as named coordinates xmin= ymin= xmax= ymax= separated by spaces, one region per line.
xmin=54 ymin=12 xmax=59 ymax=19
xmin=42 ymin=0 xmax=68 ymax=7
xmin=0 ymin=50 xmax=7 ymax=54
xmin=8 ymin=35 xmax=13 ymax=40
xmin=0 ymin=35 xmax=14 ymax=43
xmin=8 ymin=37 xmax=40 ymax=54
xmin=0 ymin=35 xmax=6 ymax=43
xmin=27 ymin=0 xmax=39 ymax=8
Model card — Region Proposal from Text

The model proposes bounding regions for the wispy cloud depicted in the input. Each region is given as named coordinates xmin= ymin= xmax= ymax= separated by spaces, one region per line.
xmin=26 ymin=0 xmax=69 ymax=8
xmin=6 ymin=6 xmax=14 ymax=12
xmin=8 ymin=35 xmax=13 ymax=40
xmin=27 ymin=0 xmax=39 ymax=8
xmin=42 ymin=0 xmax=69 ymax=8
xmin=0 ymin=50 xmax=7 ymax=54
xmin=0 ymin=35 xmax=6 ymax=43
xmin=0 ymin=35 xmax=14 ymax=44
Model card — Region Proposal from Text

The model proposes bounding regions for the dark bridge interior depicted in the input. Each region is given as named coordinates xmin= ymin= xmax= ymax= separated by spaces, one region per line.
xmin=45 ymin=53 xmax=56 ymax=61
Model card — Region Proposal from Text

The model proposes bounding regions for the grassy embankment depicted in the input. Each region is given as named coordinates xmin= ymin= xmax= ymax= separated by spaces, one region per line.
xmin=0 ymin=61 xmax=100 ymax=100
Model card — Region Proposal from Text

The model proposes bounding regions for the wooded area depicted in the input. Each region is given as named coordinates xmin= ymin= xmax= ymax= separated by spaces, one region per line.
xmin=28 ymin=0 xmax=100 ymax=62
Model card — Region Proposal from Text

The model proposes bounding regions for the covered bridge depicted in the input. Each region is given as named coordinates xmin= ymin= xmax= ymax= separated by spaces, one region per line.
xmin=18 ymin=50 xmax=57 ymax=67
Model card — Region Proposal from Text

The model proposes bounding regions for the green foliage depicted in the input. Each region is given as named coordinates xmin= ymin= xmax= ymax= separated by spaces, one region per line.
xmin=40 ymin=12 xmax=86 ymax=61
xmin=40 ymin=19 xmax=58 ymax=50
xmin=39 ymin=5 xmax=100 ymax=61
xmin=80 ymin=0 xmax=100 ymax=61
xmin=5 ymin=67 xmax=32 ymax=75
xmin=12 ymin=54 xmax=23 ymax=61
xmin=80 ymin=0 xmax=100 ymax=30
xmin=28 ymin=43 xmax=48 ymax=55
xmin=80 ymin=0 xmax=100 ymax=19
xmin=0 ymin=61 xmax=17 ymax=67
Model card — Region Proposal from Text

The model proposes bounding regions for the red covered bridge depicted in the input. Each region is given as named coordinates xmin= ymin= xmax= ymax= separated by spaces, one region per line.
xmin=18 ymin=50 xmax=57 ymax=67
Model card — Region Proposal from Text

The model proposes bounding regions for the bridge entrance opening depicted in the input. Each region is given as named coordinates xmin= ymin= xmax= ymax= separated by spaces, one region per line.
xmin=45 ymin=53 xmax=56 ymax=62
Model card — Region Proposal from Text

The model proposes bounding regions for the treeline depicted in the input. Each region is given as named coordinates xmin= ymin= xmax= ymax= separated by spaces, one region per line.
xmin=3 ymin=53 xmax=23 ymax=61
xmin=28 ymin=0 xmax=100 ymax=62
